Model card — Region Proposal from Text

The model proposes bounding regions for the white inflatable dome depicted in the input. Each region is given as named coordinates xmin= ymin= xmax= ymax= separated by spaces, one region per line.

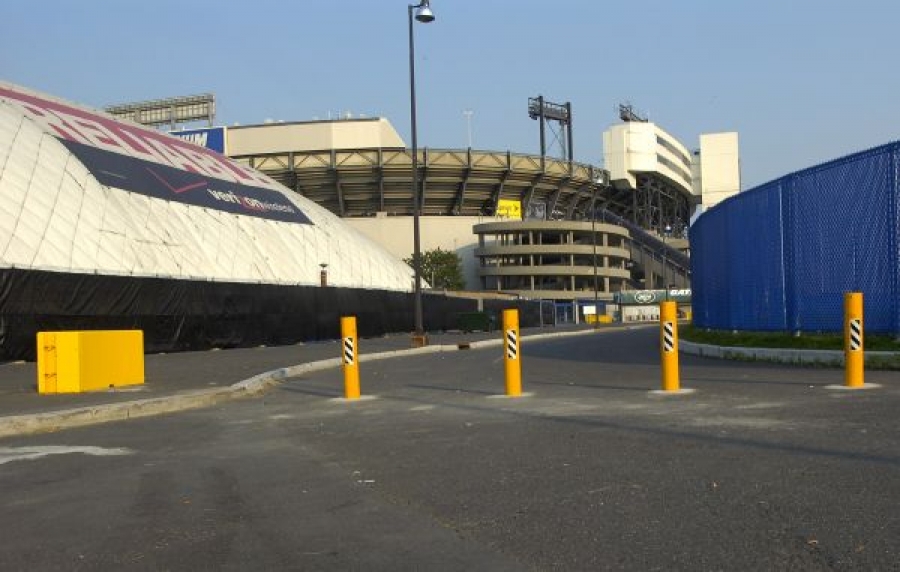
xmin=0 ymin=82 xmax=414 ymax=290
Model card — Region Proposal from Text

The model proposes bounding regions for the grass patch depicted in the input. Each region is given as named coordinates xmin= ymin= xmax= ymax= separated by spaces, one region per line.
xmin=680 ymin=325 xmax=900 ymax=352
xmin=864 ymin=354 xmax=900 ymax=370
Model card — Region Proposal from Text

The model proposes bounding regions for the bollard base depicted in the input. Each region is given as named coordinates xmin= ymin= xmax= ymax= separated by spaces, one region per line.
xmin=825 ymin=383 xmax=881 ymax=391
xmin=649 ymin=388 xmax=696 ymax=396
xmin=487 ymin=392 xmax=534 ymax=399
xmin=411 ymin=333 xmax=429 ymax=348
xmin=329 ymin=395 xmax=378 ymax=403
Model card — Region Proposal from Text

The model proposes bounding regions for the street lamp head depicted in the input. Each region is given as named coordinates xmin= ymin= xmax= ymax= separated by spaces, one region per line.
xmin=414 ymin=0 xmax=435 ymax=22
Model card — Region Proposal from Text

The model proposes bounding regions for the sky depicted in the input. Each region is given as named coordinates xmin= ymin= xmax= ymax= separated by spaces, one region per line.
xmin=2 ymin=0 xmax=898 ymax=189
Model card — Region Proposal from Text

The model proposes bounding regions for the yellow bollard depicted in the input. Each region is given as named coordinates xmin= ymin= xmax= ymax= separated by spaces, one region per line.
xmin=502 ymin=309 xmax=522 ymax=397
xmin=660 ymin=301 xmax=680 ymax=391
xmin=340 ymin=316 xmax=361 ymax=399
xmin=844 ymin=292 xmax=864 ymax=388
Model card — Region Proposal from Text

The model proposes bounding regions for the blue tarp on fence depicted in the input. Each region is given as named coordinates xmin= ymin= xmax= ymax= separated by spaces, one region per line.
xmin=691 ymin=141 xmax=900 ymax=334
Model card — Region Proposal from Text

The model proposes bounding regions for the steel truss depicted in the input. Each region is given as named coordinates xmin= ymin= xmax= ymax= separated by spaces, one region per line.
xmin=238 ymin=148 xmax=693 ymax=238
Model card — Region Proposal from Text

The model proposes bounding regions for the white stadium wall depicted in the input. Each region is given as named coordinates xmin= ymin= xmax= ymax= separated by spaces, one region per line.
xmin=696 ymin=132 xmax=741 ymax=209
xmin=226 ymin=118 xmax=405 ymax=157
xmin=603 ymin=121 xmax=696 ymax=196
xmin=346 ymin=215 xmax=485 ymax=289
xmin=0 ymin=83 xmax=508 ymax=359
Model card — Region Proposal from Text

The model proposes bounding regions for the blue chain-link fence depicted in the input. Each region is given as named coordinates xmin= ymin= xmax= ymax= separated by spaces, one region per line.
xmin=691 ymin=141 xmax=900 ymax=334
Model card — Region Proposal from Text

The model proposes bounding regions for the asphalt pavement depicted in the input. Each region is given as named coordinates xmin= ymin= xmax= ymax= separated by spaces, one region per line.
xmin=0 ymin=324 xmax=600 ymax=437
xmin=0 ymin=325 xmax=897 ymax=570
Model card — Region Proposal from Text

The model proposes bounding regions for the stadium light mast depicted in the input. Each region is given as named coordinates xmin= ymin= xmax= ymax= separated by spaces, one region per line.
xmin=463 ymin=109 xmax=473 ymax=148
xmin=409 ymin=0 xmax=435 ymax=347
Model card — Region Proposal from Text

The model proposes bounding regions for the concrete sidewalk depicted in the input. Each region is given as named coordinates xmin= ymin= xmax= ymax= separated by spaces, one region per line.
xmin=0 ymin=324 xmax=609 ymax=438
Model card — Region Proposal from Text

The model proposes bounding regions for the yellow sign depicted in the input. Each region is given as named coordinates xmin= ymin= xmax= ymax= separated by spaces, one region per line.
xmin=497 ymin=199 xmax=522 ymax=219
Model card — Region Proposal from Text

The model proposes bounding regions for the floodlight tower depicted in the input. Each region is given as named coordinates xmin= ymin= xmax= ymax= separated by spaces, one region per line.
xmin=528 ymin=95 xmax=574 ymax=163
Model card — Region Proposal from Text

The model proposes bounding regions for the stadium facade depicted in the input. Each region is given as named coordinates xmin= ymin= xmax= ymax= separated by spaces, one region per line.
xmin=171 ymin=115 xmax=738 ymax=316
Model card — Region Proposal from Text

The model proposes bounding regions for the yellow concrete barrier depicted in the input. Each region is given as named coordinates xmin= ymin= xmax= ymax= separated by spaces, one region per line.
xmin=36 ymin=330 xmax=144 ymax=394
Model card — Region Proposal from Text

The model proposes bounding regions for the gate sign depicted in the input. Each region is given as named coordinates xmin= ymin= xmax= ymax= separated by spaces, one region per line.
xmin=615 ymin=289 xmax=692 ymax=305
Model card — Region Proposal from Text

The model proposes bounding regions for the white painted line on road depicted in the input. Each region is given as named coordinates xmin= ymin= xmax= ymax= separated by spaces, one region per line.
xmin=0 ymin=445 xmax=133 ymax=465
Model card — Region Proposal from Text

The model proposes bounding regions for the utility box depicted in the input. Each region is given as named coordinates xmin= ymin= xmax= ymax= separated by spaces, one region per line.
xmin=37 ymin=330 xmax=145 ymax=394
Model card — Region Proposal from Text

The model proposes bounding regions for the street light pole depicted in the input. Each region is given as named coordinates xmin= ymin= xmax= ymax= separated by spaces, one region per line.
xmin=591 ymin=188 xmax=599 ymax=329
xmin=463 ymin=108 xmax=473 ymax=148
xmin=409 ymin=0 xmax=434 ymax=347
xmin=663 ymin=224 xmax=671 ymax=299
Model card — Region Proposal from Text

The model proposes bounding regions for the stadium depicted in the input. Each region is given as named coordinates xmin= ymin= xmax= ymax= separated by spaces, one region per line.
xmin=162 ymin=102 xmax=740 ymax=319
xmin=0 ymin=80 xmax=747 ymax=359
xmin=0 ymin=83 xmax=542 ymax=360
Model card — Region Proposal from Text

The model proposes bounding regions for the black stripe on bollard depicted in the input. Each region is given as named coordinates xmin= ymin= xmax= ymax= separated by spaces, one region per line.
xmin=506 ymin=330 xmax=518 ymax=360
xmin=849 ymin=319 xmax=862 ymax=351
xmin=663 ymin=322 xmax=675 ymax=353
xmin=343 ymin=337 xmax=355 ymax=365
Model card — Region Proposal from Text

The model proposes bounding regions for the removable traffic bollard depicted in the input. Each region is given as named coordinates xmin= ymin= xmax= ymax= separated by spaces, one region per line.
xmin=844 ymin=292 xmax=864 ymax=388
xmin=502 ymin=309 xmax=522 ymax=397
xmin=660 ymin=301 xmax=680 ymax=391
xmin=341 ymin=316 xmax=361 ymax=399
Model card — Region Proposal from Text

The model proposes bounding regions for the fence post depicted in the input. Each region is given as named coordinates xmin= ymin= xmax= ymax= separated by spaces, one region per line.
xmin=341 ymin=316 xmax=361 ymax=399
xmin=844 ymin=292 xmax=864 ymax=388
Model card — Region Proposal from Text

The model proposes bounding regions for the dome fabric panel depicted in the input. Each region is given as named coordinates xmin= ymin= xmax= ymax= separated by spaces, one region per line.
xmin=0 ymin=82 xmax=413 ymax=291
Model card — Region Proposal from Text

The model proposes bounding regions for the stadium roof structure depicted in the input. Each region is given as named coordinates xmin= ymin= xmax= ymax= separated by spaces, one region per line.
xmin=0 ymin=82 xmax=414 ymax=291
xmin=235 ymin=147 xmax=614 ymax=221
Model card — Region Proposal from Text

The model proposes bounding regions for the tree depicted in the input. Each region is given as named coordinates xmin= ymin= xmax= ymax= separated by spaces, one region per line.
xmin=404 ymin=248 xmax=465 ymax=291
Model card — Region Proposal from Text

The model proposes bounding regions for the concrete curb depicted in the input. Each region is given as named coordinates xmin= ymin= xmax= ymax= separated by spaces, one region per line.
xmin=0 ymin=388 xmax=235 ymax=439
xmin=680 ymin=339 xmax=899 ymax=366
xmin=0 ymin=327 xmax=613 ymax=439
